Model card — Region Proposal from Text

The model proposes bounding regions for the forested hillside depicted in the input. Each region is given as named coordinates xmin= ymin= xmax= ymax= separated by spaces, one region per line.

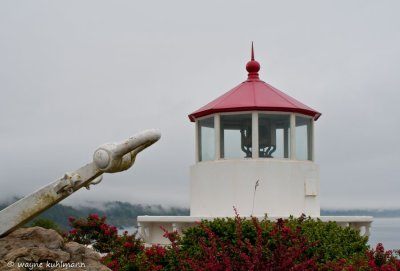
xmin=0 ymin=198 xmax=189 ymax=230
xmin=2 ymin=197 xmax=399 ymax=231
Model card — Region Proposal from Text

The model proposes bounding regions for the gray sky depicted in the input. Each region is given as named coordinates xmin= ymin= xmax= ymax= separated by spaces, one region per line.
xmin=1 ymin=1 xmax=399 ymax=209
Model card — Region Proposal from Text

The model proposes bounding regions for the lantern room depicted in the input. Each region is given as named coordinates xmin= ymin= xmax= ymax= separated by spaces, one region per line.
xmin=194 ymin=111 xmax=315 ymax=161
xmin=188 ymin=45 xmax=321 ymax=218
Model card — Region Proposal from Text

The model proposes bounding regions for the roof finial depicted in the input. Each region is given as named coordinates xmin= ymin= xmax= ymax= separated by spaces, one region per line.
xmin=246 ymin=42 xmax=260 ymax=80
xmin=251 ymin=41 xmax=255 ymax=61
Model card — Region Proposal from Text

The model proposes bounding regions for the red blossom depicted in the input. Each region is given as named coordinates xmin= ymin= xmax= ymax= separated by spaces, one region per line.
xmin=123 ymin=242 xmax=133 ymax=248
xmin=90 ymin=213 xmax=100 ymax=220
xmin=110 ymin=226 xmax=117 ymax=233
xmin=100 ymin=224 xmax=109 ymax=232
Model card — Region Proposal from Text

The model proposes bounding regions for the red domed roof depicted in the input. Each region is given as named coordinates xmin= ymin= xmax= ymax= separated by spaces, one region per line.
xmin=188 ymin=45 xmax=321 ymax=122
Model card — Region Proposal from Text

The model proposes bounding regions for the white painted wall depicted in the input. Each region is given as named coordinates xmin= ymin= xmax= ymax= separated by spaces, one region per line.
xmin=137 ymin=215 xmax=372 ymax=245
xmin=190 ymin=159 xmax=320 ymax=217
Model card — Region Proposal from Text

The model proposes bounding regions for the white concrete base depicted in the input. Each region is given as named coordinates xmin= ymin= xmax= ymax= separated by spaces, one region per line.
xmin=137 ymin=215 xmax=373 ymax=246
xmin=190 ymin=159 xmax=320 ymax=218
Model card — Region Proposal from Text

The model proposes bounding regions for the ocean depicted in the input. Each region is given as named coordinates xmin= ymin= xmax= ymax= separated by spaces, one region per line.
xmin=369 ymin=217 xmax=400 ymax=250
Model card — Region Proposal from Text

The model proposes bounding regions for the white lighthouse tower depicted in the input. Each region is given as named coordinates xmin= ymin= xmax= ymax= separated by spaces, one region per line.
xmin=137 ymin=45 xmax=372 ymax=245
xmin=188 ymin=45 xmax=321 ymax=218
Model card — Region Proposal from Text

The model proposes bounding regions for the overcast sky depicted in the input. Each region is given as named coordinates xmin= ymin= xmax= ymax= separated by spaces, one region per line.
xmin=0 ymin=1 xmax=399 ymax=210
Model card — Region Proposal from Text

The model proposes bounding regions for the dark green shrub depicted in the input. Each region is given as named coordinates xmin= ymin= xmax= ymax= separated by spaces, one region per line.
xmin=181 ymin=214 xmax=369 ymax=264
xmin=288 ymin=216 xmax=369 ymax=263
xmin=29 ymin=218 xmax=62 ymax=233
xmin=181 ymin=217 xmax=273 ymax=258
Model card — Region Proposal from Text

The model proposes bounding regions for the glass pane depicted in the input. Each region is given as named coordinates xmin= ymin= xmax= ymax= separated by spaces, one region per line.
xmin=198 ymin=117 xmax=215 ymax=161
xmin=295 ymin=116 xmax=312 ymax=161
xmin=220 ymin=114 xmax=252 ymax=159
xmin=259 ymin=114 xmax=290 ymax=158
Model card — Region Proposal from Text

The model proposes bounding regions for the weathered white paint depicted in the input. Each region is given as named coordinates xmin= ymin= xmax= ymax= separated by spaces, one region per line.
xmin=0 ymin=129 xmax=161 ymax=237
xmin=190 ymin=159 xmax=320 ymax=217
xmin=137 ymin=215 xmax=373 ymax=245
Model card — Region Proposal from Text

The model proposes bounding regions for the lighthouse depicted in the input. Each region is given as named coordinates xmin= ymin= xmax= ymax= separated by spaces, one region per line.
xmin=137 ymin=45 xmax=372 ymax=245
xmin=188 ymin=44 xmax=321 ymax=217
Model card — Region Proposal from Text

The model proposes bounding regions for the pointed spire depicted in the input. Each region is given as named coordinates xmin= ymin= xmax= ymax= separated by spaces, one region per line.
xmin=251 ymin=41 xmax=255 ymax=61
xmin=246 ymin=42 xmax=260 ymax=80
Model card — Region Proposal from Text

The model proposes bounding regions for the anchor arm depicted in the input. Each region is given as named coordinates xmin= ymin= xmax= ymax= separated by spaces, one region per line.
xmin=0 ymin=129 xmax=161 ymax=237
xmin=93 ymin=129 xmax=161 ymax=173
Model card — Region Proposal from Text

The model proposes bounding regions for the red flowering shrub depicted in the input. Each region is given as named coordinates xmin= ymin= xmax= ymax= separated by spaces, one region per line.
xmin=66 ymin=214 xmax=119 ymax=253
xmin=65 ymin=214 xmax=143 ymax=271
xmin=363 ymin=243 xmax=400 ymax=270
xmin=320 ymin=243 xmax=400 ymax=271
xmin=65 ymin=214 xmax=400 ymax=271
xmin=163 ymin=213 xmax=318 ymax=270
xmin=181 ymin=213 xmax=369 ymax=267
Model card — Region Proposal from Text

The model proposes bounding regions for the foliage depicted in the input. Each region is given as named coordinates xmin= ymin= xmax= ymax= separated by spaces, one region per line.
xmin=182 ymin=214 xmax=368 ymax=264
xmin=65 ymin=214 xmax=144 ymax=270
xmin=64 ymin=213 xmax=400 ymax=271
xmin=169 ymin=214 xmax=318 ymax=270
xmin=66 ymin=214 xmax=119 ymax=252
xmin=319 ymin=243 xmax=400 ymax=271
xmin=29 ymin=218 xmax=62 ymax=233
xmin=287 ymin=216 xmax=369 ymax=263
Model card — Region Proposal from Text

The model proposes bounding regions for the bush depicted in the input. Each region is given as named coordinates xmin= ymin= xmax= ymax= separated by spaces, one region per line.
xmin=29 ymin=218 xmax=62 ymax=233
xmin=65 ymin=214 xmax=144 ymax=271
xmin=173 ymin=215 xmax=317 ymax=270
xmin=64 ymin=213 xmax=400 ymax=271
xmin=319 ymin=243 xmax=400 ymax=271
xmin=182 ymin=214 xmax=368 ymax=265
xmin=287 ymin=216 xmax=369 ymax=264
